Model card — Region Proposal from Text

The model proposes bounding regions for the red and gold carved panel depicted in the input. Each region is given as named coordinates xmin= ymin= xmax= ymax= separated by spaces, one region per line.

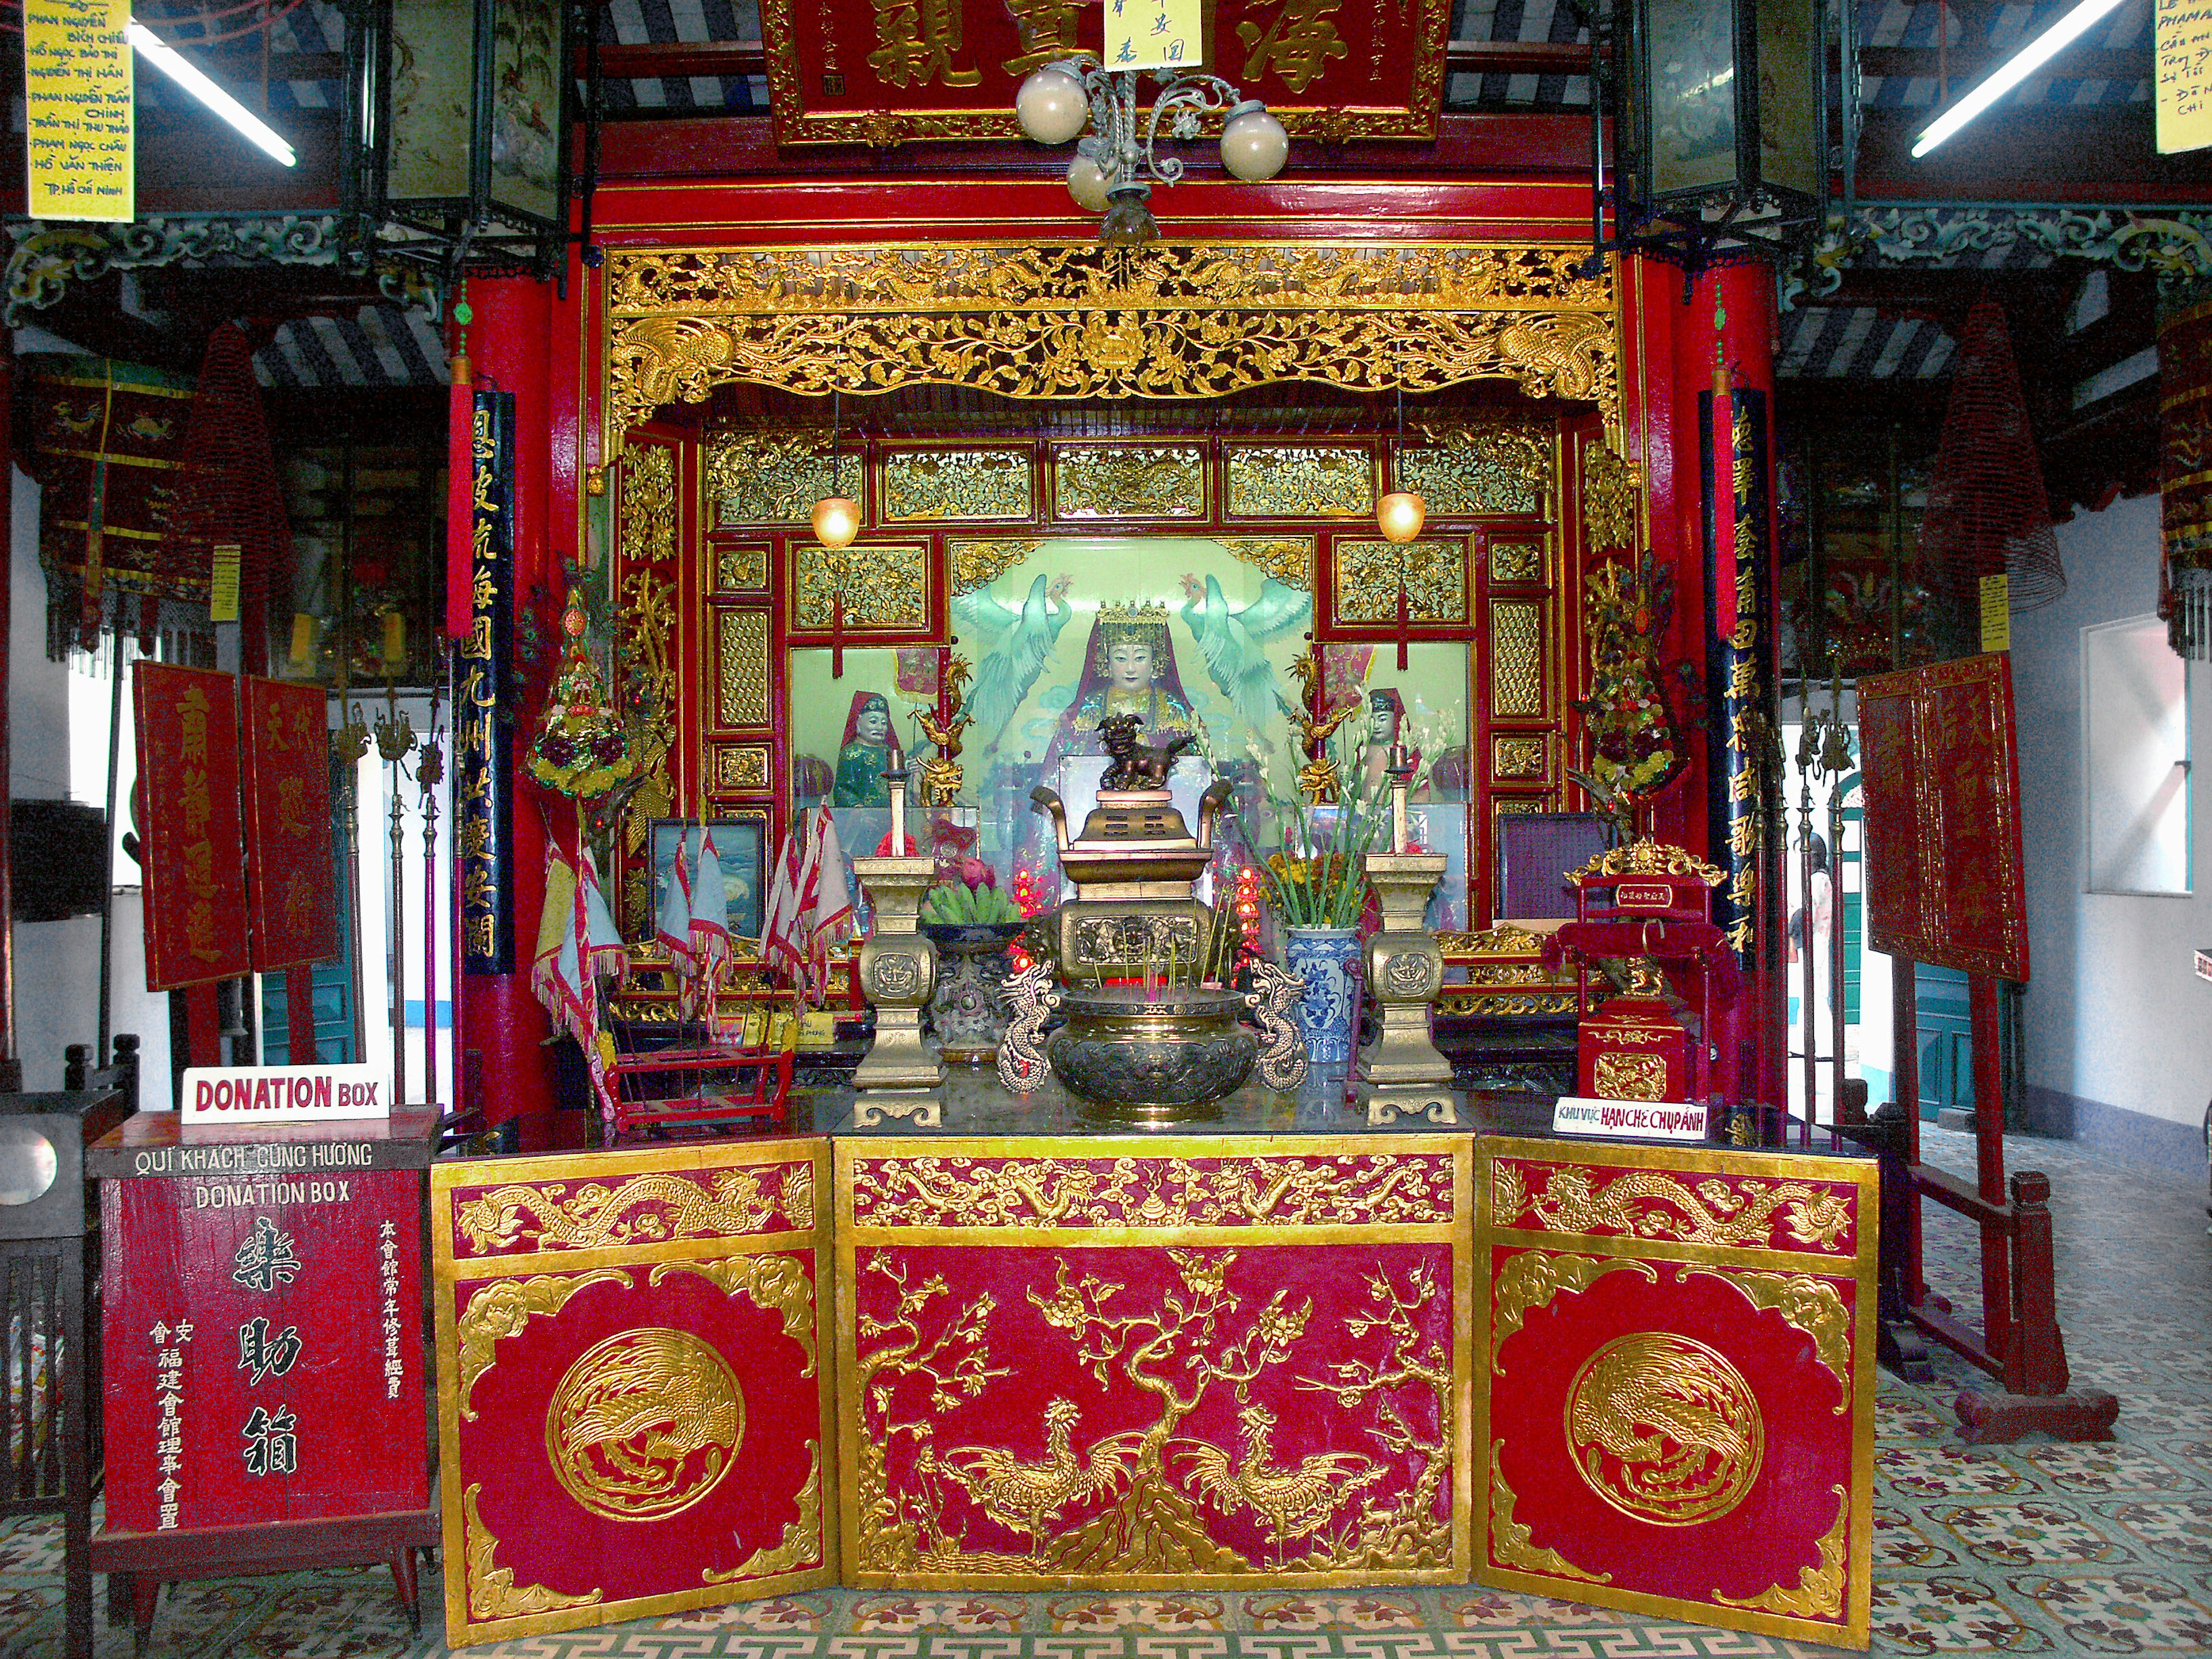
xmin=835 ymin=1137 xmax=1472 ymax=1588
xmin=1858 ymin=653 xmax=2029 ymax=981
xmin=760 ymin=1 xmax=1451 ymax=149
xmin=432 ymin=1142 xmax=835 ymax=1647
xmin=1475 ymin=1139 xmax=1877 ymax=1649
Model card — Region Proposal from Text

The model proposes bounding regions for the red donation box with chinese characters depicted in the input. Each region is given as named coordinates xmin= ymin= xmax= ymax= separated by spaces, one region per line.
xmin=94 ymin=1114 xmax=436 ymax=1536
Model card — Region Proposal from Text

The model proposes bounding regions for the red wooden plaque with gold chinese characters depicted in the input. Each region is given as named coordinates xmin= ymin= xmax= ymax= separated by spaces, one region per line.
xmin=1857 ymin=653 xmax=2029 ymax=981
xmin=759 ymin=0 xmax=1450 ymax=148
xmin=133 ymin=661 xmax=251 ymax=990
xmin=431 ymin=1141 xmax=835 ymax=1647
xmin=240 ymin=676 xmax=338 ymax=971
xmin=835 ymin=1136 xmax=1472 ymax=1589
xmin=1474 ymin=1138 xmax=1878 ymax=1649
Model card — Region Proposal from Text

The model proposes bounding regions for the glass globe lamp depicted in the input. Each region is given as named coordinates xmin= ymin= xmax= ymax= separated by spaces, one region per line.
xmin=1015 ymin=64 xmax=1089 ymax=146
xmin=1376 ymin=490 xmax=1426 ymax=544
xmin=811 ymin=495 xmax=861 ymax=550
xmin=1066 ymin=149 xmax=1114 ymax=214
xmin=1219 ymin=100 xmax=1288 ymax=183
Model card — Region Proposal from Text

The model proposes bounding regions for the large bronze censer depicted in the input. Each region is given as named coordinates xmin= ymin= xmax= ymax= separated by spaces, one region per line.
xmin=1007 ymin=714 xmax=1306 ymax=1116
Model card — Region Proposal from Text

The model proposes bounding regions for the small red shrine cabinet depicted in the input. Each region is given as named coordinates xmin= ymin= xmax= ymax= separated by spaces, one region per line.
xmin=93 ymin=1113 xmax=434 ymax=1534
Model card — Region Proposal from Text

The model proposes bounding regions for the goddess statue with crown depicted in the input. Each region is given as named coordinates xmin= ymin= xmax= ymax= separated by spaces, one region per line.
xmin=1040 ymin=600 xmax=1207 ymax=770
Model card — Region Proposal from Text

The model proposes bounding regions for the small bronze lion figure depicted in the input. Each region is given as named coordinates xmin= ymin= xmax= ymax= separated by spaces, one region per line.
xmin=1097 ymin=713 xmax=1195 ymax=791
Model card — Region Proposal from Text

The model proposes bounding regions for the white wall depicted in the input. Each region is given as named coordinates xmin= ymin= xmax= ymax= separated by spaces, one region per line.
xmin=2010 ymin=493 xmax=2212 ymax=1137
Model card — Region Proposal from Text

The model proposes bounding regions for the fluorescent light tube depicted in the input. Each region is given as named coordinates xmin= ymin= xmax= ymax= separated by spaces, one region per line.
xmin=127 ymin=19 xmax=297 ymax=168
xmin=1911 ymin=0 xmax=2126 ymax=157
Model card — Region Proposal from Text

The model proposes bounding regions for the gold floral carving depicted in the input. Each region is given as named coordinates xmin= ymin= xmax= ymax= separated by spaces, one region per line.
xmin=1491 ymin=1162 xmax=1857 ymax=1254
xmin=1490 ymin=600 xmax=1545 ymax=718
xmin=1489 ymin=537 xmax=1547 ymax=585
xmin=1582 ymin=440 xmax=1642 ymax=551
xmin=1569 ymin=838 xmax=1727 ymax=885
xmin=463 ymin=1482 xmax=604 ymax=1621
xmin=1334 ymin=539 xmax=1467 ymax=624
xmin=852 ymin=1249 xmax=1451 ymax=1579
xmin=718 ymin=611 xmax=771 ymax=726
xmin=703 ymin=430 xmax=831 ymax=526
xmin=1592 ymin=1052 xmax=1668 ymax=1101
xmin=650 ymin=1251 xmax=820 ymax=1374
xmin=1493 ymin=734 xmax=1548 ymax=779
xmin=1488 ymin=1441 xmax=1609 ymax=1583
xmin=1687 ymin=1267 xmax=1852 ymax=1401
xmin=849 ymin=1152 xmax=1455 ymax=1230
xmin=604 ymin=243 xmax=1619 ymax=440
xmin=1400 ymin=419 xmax=1553 ymax=515
xmin=949 ymin=537 xmax=1043 ymax=594
xmin=1489 ymin=1250 xmax=1657 ymax=1363
xmin=716 ymin=744 xmax=770 ymax=790
xmin=454 ymin=1168 xmax=786 ymax=1255
xmin=1052 ymin=445 xmax=1206 ymax=517
xmin=622 ymin=441 xmax=677 ymax=563
xmin=880 ymin=448 xmax=1033 ymax=521
xmin=1217 ymin=536 xmax=1316 ymax=589
xmin=793 ymin=540 xmax=929 ymax=629
xmin=717 ymin=548 xmax=769 ymax=590
xmin=705 ymin=1441 xmax=824 ymax=1582
xmin=456 ymin=1270 xmax=632 ymax=1419
xmin=1714 ymin=1484 xmax=1849 ymax=1619
xmin=618 ymin=441 xmax=680 ymax=892
xmin=781 ymin=1161 xmax=816 ymax=1231
xmin=1225 ymin=445 xmax=1373 ymax=517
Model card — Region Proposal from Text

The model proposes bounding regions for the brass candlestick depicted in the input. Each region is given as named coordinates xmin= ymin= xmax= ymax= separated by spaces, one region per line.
xmin=1359 ymin=756 xmax=1455 ymax=1123
xmin=851 ymin=756 xmax=942 ymax=1119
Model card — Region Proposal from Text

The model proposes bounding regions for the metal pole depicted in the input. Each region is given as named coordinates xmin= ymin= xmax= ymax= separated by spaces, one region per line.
xmin=97 ymin=622 xmax=126 ymax=1066
xmin=421 ymin=685 xmax=442 ymax=1108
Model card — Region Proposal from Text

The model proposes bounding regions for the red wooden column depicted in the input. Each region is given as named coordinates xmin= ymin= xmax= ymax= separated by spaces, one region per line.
xmin=0 ymin=336 xmax=16 ymax=1094
xmin=1679 ymin=260 xmax=1785 ymax=1125
xmin=455 ymin=277 xmax=558 ymax=1146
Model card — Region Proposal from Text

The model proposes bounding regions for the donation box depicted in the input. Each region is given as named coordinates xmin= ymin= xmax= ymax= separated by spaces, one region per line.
xmin=94 ymin=1113 xmax=435 ymax=1533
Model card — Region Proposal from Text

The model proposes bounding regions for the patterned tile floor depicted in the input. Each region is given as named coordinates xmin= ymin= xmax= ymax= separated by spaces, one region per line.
xmin=5 ymin=1126 xmax=2209 ymax=1658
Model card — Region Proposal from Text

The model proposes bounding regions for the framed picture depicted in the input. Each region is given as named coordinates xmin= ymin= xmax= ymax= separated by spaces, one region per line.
xmin=650 ymin=815 xmax=767 ymax=944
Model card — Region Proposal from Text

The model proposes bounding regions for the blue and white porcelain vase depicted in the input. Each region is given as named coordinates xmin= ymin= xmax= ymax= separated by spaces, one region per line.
xmin=1282 ymin=926 xmax=1361 ymax=1066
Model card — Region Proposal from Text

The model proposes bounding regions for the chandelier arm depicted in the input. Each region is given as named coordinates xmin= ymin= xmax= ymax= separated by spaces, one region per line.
xmin=1142 ymin=75 xmax=1241 ymax=187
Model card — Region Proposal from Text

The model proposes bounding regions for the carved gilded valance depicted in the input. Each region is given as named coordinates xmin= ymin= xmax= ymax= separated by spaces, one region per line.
xmin=604 ymin=241 xmax=1619 ymax=441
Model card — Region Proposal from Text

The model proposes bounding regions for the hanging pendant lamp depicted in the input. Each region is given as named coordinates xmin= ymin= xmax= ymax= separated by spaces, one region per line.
xmin=1377 ymin=382 xmax=1425 ymax=544
xmin=812 ymin=389 xmax=859 ymax=550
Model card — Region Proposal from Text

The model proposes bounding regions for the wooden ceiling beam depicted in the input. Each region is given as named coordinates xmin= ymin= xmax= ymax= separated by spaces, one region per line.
xmin=1855 ymin=104 xmax=2212 ymax=202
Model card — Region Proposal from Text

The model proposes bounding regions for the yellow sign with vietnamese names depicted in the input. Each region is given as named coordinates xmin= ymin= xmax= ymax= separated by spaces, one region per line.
xmin=1105 ymin=0 xmax=1203 ymax=71
xmin=25 ymin=0 xmax=134 ymax=221
xmin=1979 ymin=573 xmax=2011 ymax=654
xmin=2158 ymin=0 xmax=2212 ymax=154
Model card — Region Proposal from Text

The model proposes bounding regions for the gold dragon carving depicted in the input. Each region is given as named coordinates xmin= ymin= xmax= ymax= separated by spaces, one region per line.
xmin=1402 ymin=418 xmax=1554 ymax=515
xmin=703 ymin=429 xmax=832 ymax=525
xmin=847 ymin=1152 xmax=1455 ymax=1229
xmin=1491 ymin=1161 xmax=1857 ymax=1253
xmin=603 ymin=244 xmax=1619 ymax=441
xmin=703 ymin=1441 xmax=825 ymax=1584
xmin=1569 ymin=837 xmax=1728 ymax=885
xmin=1582 ymin=439 xmax=1642 ymax=551
xmin=880 ymin=449 xmax=1033 ymax=520
xmin=463 ymin=1482 xmax=605 ymax=1622
xmin=1054 ymin=446 xmax=1206 ymax=517
xmin=454 ymin=1166 xmax=800 ymax=1254
xmin=1714 ymin=1483 xmax=1849 ymax=1619
xmin=456 ymin=1270 xmax=632 ymax=1421
xmin=649 ymin=1251 xmax=819 ymax=1374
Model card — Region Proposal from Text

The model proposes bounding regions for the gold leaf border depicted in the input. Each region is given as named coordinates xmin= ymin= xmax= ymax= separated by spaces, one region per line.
xmin=456 ymin=1270 xmax=631 ymax=1421
xmin=1714 ymin=1483 xmax=1848 ymax=1619
xmin=1488 ymin=1441 xmax=1609 ymax=1584
xmin=463 ymin=1482 xmax=605 ymax=1622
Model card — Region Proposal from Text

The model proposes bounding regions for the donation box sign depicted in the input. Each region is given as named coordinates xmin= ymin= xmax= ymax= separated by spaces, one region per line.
xmin=97 ymin=1120 xmax=431 ymax=1533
